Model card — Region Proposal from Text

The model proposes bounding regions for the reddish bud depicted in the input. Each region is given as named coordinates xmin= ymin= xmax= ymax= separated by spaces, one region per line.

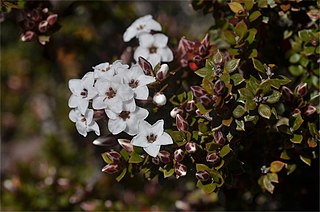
xmin=174 ymin=149 xmax=185 ymax=162
xmin=185 ymin=100 xmax=195 ymax=112
xmin=138 ymin=56 xmax=152 ymax=75
xmin=118 ymin=139 xmax=134 ymax=153
xmin=296 ymin=83 xmax=308 ymax=97
xmin=199 ymin=44 xmax=207 ymax=56
xmin=185 ymin=142 xmax=197 ymax=153
xmin=281 ymin=86 xmax=294 ymax=103
xmin=38 ymin=20 xmax=48 ymax=33
xmin=175 ymin=163 xmax=187 ymax=179
xmin=158 ymin=150 xmax=171 ymax=164
xmin=214 ymin=130 xmax=226 ymax=145
xmin=21 ymin=31 xmax=35 ymax=42
xmin=199 ymin=94 xmax=213 ymax=106
xmin=93 ymin=109 xmax=106 ymax=121
xmin=214 ymin=80 xmax=225 ymax=96
xmin=93 ymin=135 xmax=118 ymax=147
xmin=206 ymin=151 xmax=220 ymax=164
xmin=195 ymin=170 xmax=211 ymax=181
xmin=176 ymin=114 xmax=189 ymax=132
xmin=190 ymin=86 xmax=206 ymax=98
xmin=47 ymin=14 xmax=58 ymax=25
xmin=292 ymin=108 xmax=301 ymax=116
xmin=170 ymin=107 xmax=183 ymax=118
xmin=193 ymin=55 xmax=202 ymax=64
xmin=304 ymin=105 xmax=316 ymax=116
xmin=156 ymin=64 xmax=169 ymax=81
xmin=106 ymin=151 xmax=121 ymax=163
xmin=201 ymin=33 xmax=210 ymax=47
xmin=152 ymin=157 xmax=160 ymax=165
xmin=102 ymin=163 xmax=119 ymax=174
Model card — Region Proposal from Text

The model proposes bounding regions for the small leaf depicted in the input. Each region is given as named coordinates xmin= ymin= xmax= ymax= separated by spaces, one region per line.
xmin=299 ymin=155 xmax=311 ymax=166
xmin=196 ymin=163 xmax=211 ymax=172
xmin=223 ymin=30 xmax=236 ymax=45
xmin=267 ymin=173 xmax=279 ymax=183
xmin=196 ymin=102 xmax=212 ymax=114
xmin=163 ymin=166 xmax=175 ymax=178
xmin=252 ymin=58 xmax=265 ymax=73
xmin=101 ymin=152 xmax=113 ymax=164
xmin=266 ymin=90 xmax=281 ymax=104
xmin=291 ymin=113 xmax=304 ymax=131
xmin=289 ymin=53 xmax=301 ymax=63
xmin=262 ymin=175 xmax=275 ymax=194
xmin=195 ymin=67 xmax=211 ymax=78
xmin=129 ymin=152 xmax=144 ymax=163
xmin=235 ymin=119 xmax=245 ymax=131
xmin=270 ymin=161 xmax=286 ymax=173
xmin=116 ymin=168 xmax=127 ymax=182
xmin=231 ymin=73 xmax=245 ymax=86
xmin=249 ymin=49 xmax=258 ymax=58
xmin=239 ymin=87 xmax=254 ymax=99
xmin=228 ymin=2 xmax=244 ymax=13
xmin=258 ymin=104 xmax=272 ymax=119
xmin=224 ymin=59 xmax=240 ymax=73
xmin=245 ymin=99 xmax=256 ymax=111
xmin=244 ymin=0 xmax=254 ymax=10
xmin=220 ymin=144 xmax=231 ymax=158
xmin=202 ymin=78 xmax=215 ymax=94
xmin=289 ymin=65 xmax=304 ymax=76
xmin=249 ymin=10 xmax=262 ymax=22
xmin=233 ymin=105 xmax=246 ymax=118
xmin=280 ymin=150 xmax=291 ymax=160
xmin=290 ymin=134 xmax=303 ymax=144
xmin=213 ymin=50 xmax=223 ymax=64
xmin=269 ymin=75 xmax=291 ymax=89
xmin=247 ymin=28 xmax=257 ymax=44
xmin=235 ymin=21 xmax=247 ymax=40
xmin=298 ymin=30 xmax=310 ymax=42
xmin=197 ymin=180 xmax=216 ymax=193
xmin=286 ymin=164 xmax=297 ymax=175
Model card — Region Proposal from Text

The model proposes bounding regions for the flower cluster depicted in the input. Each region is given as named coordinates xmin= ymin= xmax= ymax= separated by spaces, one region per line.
xmin=68 ymin=15 xmax=174 ymax=158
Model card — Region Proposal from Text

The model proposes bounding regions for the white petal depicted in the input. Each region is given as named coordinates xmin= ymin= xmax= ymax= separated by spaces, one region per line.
xmin=76 ymin=121 xmax=87 ymax=137
xmin=134 ymin=86 xmax=149 ymax=100
xmin=138 ymin=120 xmax=152 ymax=132
xmin=88 ymin=121 xmax=100 ymax=136
xmin=107 ymin=100 xmax=123 ymax=113
xmin=124 ymin=119 xmax=139 ymax=136
xmin=85 ymin=109 xmax=94 ymax=124
xmin=153 ymin=33 xmax=168 ymax=48
xmin=118 ymin=85 xmax=134 ymax=101
xmin=79 ymin=99 xmax=89 ymax=115
xmin=148 ymin=54 xmax=161 ymax=68
xmin=92 ymin=96 xmax=108 ymax=110
xmin=131 ymin=133 xmax=149 ymax=148
xmin=82 ymin=72 xmax=95 ymax=87
xmin=123 ymin=26 xmax=137 ymax=42
xmin=69 ymin=109 xmax=79 ymax=123
xmin=146 ymin=19 xmax=162 ymax=32
xmin=69 ymin=79 xmax=82 ymax=95
xmin=105 ymin=109 xmax=117 ymax=119
xmin=134 ymin=47 xmax=150 ymax=62
xmin=152 ymin=119 xmax=164 ymax=137
xmin=108 ymin=119 xmax=126 ymax=135
xmin=68 ymin=95 xmax=80 ymax=108
xmin=123 ymin=98 xmax=136 ymax=112
xmin=144 ymin=145 xmax=160 ymax=157
xmin=138 ymin=33 xmax=154 ymax=48
xmin=137 ymin=75 xmax=156 ymax=86
xmin=135 ymin=107 xmax=149 ymax=120
xmin=154 ymin=132 xmax=173 ymax=146
xmin=158 ymin=47 xmax=174 ymax=62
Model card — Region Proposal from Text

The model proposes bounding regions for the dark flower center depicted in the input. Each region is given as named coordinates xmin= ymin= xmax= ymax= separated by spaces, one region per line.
xmin=119 ymin=111 xmax=130 ymax=121
xmin=149 ymin=46 xmax=157 ymax=54
xmin=147 ymin=133 xmax=157 ymax=143
xmin=106 ymin=87 xmax=117 ymax=99
xmin=137 ymin=24 xmax=145 ymax=30
xmin=80 ymin=88 xmax=88 ymax=98
xmin=129 ymin=79 xmax=139 ymax=88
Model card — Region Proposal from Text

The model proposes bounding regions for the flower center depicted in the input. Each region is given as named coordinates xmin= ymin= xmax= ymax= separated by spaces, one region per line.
xmin=81 ymin=115 xmax=87 ymax=125
xmin=119 ymin=111 xmax=130 ymax=121
xmin=129 ymin=79 xmax=139 ymax=88
xmin=149 ymin=46 xmax=157 ymax=54
xmin=146 ymin=133 xmax=157 ymax=143
xmin=80 ymin=88 xmax=88 ymax=98
xmin=102 ymin=67 xmax=110 ymax=72
xmin=105 ymin=87 xmax=117 ymax=99
xmin=137 ymin=24 xmax=145 ymax=30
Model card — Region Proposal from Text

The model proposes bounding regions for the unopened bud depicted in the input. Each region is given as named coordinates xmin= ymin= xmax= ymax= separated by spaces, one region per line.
xmin=175 ymin=163 xmax=187 ymax=179
xmin=180 ymin=59 xmax=188 ymax=67
xmin=21 ymin=31 xmax=35 ymax=42
xmin=174 ymin=149 xmax=185 ymax=162
xmin=156 ymin=64 xmax=169 ymax=81
xmin=201 ymin=33 xmax=210 ymax=48
xmin=185 ymin=100 xmax=195 ymax=112
xmin=190 ymin=86 xmax=206 ymax=98
xmin=193 ymin=55 xmax=202 ymax=65
xmin=138 ymin=57 xmax=152 ymax=75
xmin=199 ymin=45 xmax=207 ymax=56
xmin=214 ymin=80 xmax=225 ymax=96
xmin=170 ymin=107 xmax=183 ymax=118
xmin=102 ymin=163 xmax=119 ymax=174
xmin=176 ymin=114 xmax=189 ymax=132
xmin=118 ymin=139 xmax=134 ymax=153
xmin=206 ymin=151 xmax=220 ymax=164
xmin=106 ymin=151 xmax=121 ymax=163
xmin=38 ymin=20 xmax=48 ymax=33
xmin=292 ymin=108 xmax=301 ymax=116
xmin=47 ymin=14 xmax=58 ymax=25
xmin=281 ymin=86 xmax=294 ymax=103
xmin=185 ymin=142 xmax=197 ymax=153
xmin=304 ymin=105 xmax=316 ymax=116
xmin=199 ymin=94 xmax=213 ymax=106
xmin=158 ymin=150 xmax=171 ymax=164
xmin=93 ymin=135 xmax=118 ymax=147
xmin=153 ymin=92 xmax=167 ymax=106
xmin=93 ymin=109 xmax=106 ymax=121
xmin=296 ymin=83 xmax=308 ymax=98
xmin=214 ymin=130 xmax=226 ymax=145
xmin=152 ymin=157 xmax=160 ymax=165
xmin=195 ymin=170 xmax=211 ymax=181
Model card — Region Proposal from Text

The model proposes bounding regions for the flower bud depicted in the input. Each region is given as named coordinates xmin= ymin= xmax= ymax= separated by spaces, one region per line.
xmin=47 ymin=14 xmax=58 ymax=25
xmin=201 ymin=33 xmax=209 ymax=47
xmin=38 ymin=20 xmax=48 ymax=33
xmin=138 ymin=56 xmax=152 ymax=75
xmin=170 ymin=107 xmax=183 ymax=118
xmin=185 ymin=142 xmax=197 ymax=153
xmin=199 ymin=94 xmax=213 ymax=106
xmin=214 ymin=80 xmax=225 ymax=96
xmin=199 ymin=44 xmax=207 ymax=56
xmin=214 ymin=130 xmax=226 ymax=145
xmin=118 ymin=139 xmax=134 ymax=153
xmin=93 ymin=135 xmax=118 ymax=147
xmin=156 ymin=64 xmax=169 ymax=81
xmin=106 ymin=151 xmax=121 ymax=163
xmin=206 ymin=151 xmax=220 ymax=164
xmin=21 ymin=31 xmax=35 ymax=42
xmin=93 ymin=109 xmax=106 ymax=121
xmin=292 ymin=108 xmax=301 ymax=116
xmin=281 ymin=86 xmax=294 ymax=103
xmin=174 ymin=149 xmax=185 ymax=162
xmin=158 ymin=150 xmax=171 ymax=164
xmin=180 ymin=59 xmax=188 ymax=67
xmin=190 ymin=86 xmax=206 ymax=98
xmin=193 ymin=55 xmax=202 ymax=65
xmin=296 ymin=83 xmax=308 ymax=98
xmin=185 ymin=100 xmax=195 ymax=112
xmin=102 ymin=163 xmax=119 ymax=174
xmin=152 ymin=156 xmax=160 ymax=165
xmin=175 ymin=163 xmax=187 ymax=179
xmin=304 ymin=105 xmax=316 ymax=116
xmin=176 ymin=114 xmax=189 ymax=132
xmin=153 ymin=92 xmax=167 ymax=106
xmin=195 ymin=170 xmax=211 ymax=181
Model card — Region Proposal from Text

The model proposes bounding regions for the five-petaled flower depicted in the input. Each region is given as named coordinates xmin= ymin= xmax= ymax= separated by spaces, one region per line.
xmin=123 ymin=14 xmax=162 ymax=42
xmin=68 ymin=72 xmax=98 ymax=114
xmin=134 ymin=33 xmax=173 ymax=68
xmin=131 ymin=120 xmax=173 ymax=157
xmin=69 ymin=108 xmax=100 ymax=137
xmin=105 ymin=99 xmax=149 ymax=135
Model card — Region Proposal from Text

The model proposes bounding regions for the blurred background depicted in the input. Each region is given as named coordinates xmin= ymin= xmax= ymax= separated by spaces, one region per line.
xmin=1 ymin=1 xmax=318 ymax=211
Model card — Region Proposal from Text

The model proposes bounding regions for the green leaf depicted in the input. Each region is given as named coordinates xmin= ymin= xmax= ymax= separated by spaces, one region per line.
xmin=258 ymin=104 xmax=272 ymax=119
xmin=303 ymin=46 xmax=315 ymax=56
xmin=231 ymin=73 xmax=245 ymax=86
xmin=280 ymin=150 xmax=291 ymax=160
xmin=244 ymin=114 xmax=259 ymax=124
xmin=300 ymin=56 xmax=309 ymax=68
xmin=247 ymin=28 xmax=257 ymax=44
xmin=202 ymin=78 xmax=215 ymax=94
xmin=168 ymin=130 xmax=184 ymax=142
xmin=228 ymin=2 xmax=244 ymax=13
xmin=298 ymin=30 xmax=310 ymax=42
xmin=286 ymin=164 xmax=297 ymax=175
xmin=233 ymin=105 xmax=246 ymax=118
xmin=270 ymin=161 xmax=286 ymax=173
xmin=196 ymin=102 xmax=211 ymax=114
xmin=163 ymin=165 xmax=175 ymax=178
xmin=224 ymin=59 xmax=240 ymax=73
xmin=299 ymin=155 xmax=311 ymax=166
xmin=269 ymin=75 xmax=291 ymax=89
xmin=239 ymin=87 xmax=254 ymax=99
xmin=249 ymin=49 xmax=258 ymax=58
xmin=291 ymin=113 xmax=304 ymax=131
xmin=220 ymin=144 xmax=231 ymax=158
xmin=101 ymin=152 xmax=113 ymax=164
xmin=235 ymin=119 xmax=245 ymax=131
xmin=211 ymin=170 xmax=224 ymax=187
xmin=267 ymin=173 xmax=279 ymax=183
xmin=223 ymin=30 xmax=236 ymax=45
xmin=244 ymin=0 xmax=254 ymax=10
xmin=249 ymin=10 xmax=262 ymax=22
xmin=213 ymin=50 xmax=223 ymax=64
xmin=196 ymin=163 xmax=211 ymax=172
xmin=197 ymin=181 xmax=216 ymax=193
xmin=290 ymin=134 xmax=303 ymax=144
xmin=116 ymin=168 xmax=127 ymax=182
xmin=245 ymin=99 xmax=256 ymax=111
xmin=206 ymin=141 xmax=220 ymax=152
xmin=252 ymin=58 xmax=265 ymax=73
xmin=129 ymin=152 xmax=144 ymax=163
xmin=257 ymin=0 xmax=268 ymax=8
xmin=195 ymin=67 xmax=211 ymax=78
xmin=198 ymin=122 xmax=208 ymax=133
xmin=235 ymin=21 xmax=248 ymax=40
xmin=266 ymin=90 xmax=281 ymax=104
xmin=289 ymin=53 xmax=301 ymax=63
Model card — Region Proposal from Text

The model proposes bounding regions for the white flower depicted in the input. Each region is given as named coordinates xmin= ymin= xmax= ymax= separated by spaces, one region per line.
xmin=153 ymin=92 xmax=167 ymax=106
xmin=92 ymin=79 xmax=134 ymax=113
xmin=134 ymin=33 xmax=174 ymax=68
xmin=131 ymin=120 xmax=173 ymax=157
xmin=68 ymin=72 xmax=98 ymax=114
xmin=117 ymin=64 xmax=155 ymax=100
xmin=69 ymin=108 xmax=100 ymax=137
xmin=105 ymin=99 xmax=149 ymax=135
xmin=93 ymin=61 xmax=129 ymax=80
xmin=123 ymin=14 xmax=162 ymax=42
